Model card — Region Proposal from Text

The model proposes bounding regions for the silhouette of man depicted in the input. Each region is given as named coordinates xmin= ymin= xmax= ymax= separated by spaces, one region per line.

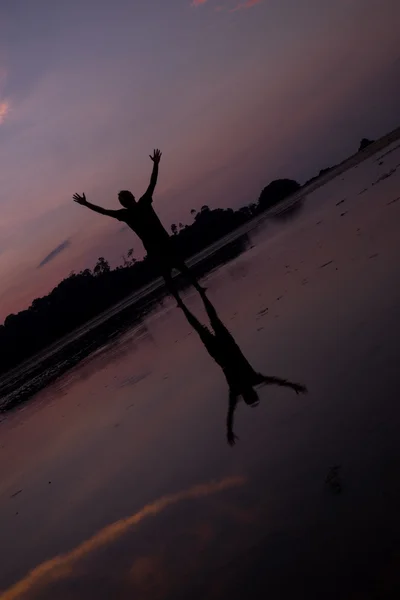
xmin=73 ymin=149 xmax=203 ymax=301
xmin=177 ymin=293 xmax=307 ymax=445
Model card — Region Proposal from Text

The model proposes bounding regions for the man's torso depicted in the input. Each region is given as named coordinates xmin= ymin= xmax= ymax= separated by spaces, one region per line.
xmin=117 ymin=197 xmax=171 ymax=255
xmin=207 ymin=336 xmax=258 ymax=387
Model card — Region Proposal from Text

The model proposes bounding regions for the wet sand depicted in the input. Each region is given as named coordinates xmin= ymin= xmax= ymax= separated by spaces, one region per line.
xmin=0 ymin=142 xmax=400 ymax=599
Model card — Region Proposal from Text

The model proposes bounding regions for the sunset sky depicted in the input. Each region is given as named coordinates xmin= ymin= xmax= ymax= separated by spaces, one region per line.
xmin=0 ymin=0 xmax=399 ymax=322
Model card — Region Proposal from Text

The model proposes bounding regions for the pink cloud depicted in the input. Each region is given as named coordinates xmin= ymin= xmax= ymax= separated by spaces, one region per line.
xmin=0 ymin=100 xmax=9 ymax=124
xmin=191 ymin=0 xmax=208 ymax=6
xmin=231 ymin=0 xmax=263 ymax=11
xmin=1 ymin=477 xmax=245 ymax=599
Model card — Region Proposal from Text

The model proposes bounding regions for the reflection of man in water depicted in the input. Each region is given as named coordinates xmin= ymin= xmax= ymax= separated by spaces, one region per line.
xmin=73 ymin=149 xmax=203 ymax=301
xmin=178 ymin=293 xmax=307 ymax=445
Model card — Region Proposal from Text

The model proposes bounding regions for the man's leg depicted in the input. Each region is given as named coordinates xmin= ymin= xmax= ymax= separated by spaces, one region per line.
xmin=200 ymin=293 xmax=238 ymax=344
xmin=161 ymin=268 xmax=182 ymax=304
xmin=176 ymin=260 xmax=206 ymax=293
xmin=177 ymin=299 xmax=215 ymax=347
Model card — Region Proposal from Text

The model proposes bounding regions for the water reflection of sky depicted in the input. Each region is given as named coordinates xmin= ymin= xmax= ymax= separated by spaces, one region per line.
xmin=1 ymin=143 xmax=400 ymax=599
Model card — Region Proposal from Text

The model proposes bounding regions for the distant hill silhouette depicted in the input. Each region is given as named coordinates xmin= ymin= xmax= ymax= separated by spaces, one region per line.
xmin=258 ymin=179 xmax=300 ymax=210
xmin=303 ymin=167 xmax=334 ymax=187
xmin=358 ymin=137 xmax=375 ymax=152
xmin=301 ymin=137 xmax=377 ymax=187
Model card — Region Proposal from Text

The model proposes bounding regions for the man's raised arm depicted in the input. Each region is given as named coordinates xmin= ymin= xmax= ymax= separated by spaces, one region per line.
xmin=72 ymin=193 xmax=121 ymax=218
xmin=143 ymin=149 xmax=162 ymax=198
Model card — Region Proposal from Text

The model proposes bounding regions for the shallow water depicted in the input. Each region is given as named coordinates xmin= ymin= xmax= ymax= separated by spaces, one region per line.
xmin=0 ymin=142 xmax=400 ymax=599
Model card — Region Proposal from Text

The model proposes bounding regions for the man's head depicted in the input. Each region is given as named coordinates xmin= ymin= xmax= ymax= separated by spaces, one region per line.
xmin=241 ymin=387 xmax=260 ymax=406
xmin=118 ymin=190 xmax=136 ymax=208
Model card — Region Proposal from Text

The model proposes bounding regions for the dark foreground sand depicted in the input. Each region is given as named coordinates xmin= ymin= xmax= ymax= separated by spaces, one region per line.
xmin=0 ymin=141 xmax=400 ymax=599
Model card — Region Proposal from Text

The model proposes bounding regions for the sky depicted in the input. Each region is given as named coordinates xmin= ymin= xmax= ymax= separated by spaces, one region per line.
xmin=0 ymin=0 xmax=399 ymax=322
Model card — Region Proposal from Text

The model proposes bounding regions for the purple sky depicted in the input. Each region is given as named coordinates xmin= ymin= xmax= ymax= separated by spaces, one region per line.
xmin=0 ymin=0 xmax=399 ymax=321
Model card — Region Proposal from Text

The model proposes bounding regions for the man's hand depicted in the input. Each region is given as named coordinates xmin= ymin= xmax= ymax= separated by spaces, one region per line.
xmin=291 ymin=382 xmax=308 ymax=395
xmin=149 ymin=149 xmax=162 ymax=164
xmin=73 ymin=193 xmax=87 ymax=206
